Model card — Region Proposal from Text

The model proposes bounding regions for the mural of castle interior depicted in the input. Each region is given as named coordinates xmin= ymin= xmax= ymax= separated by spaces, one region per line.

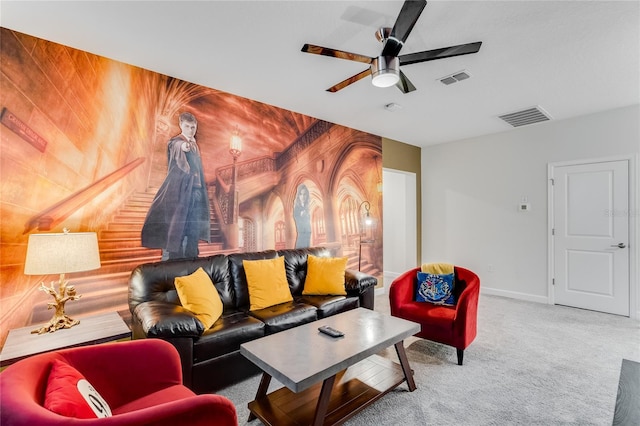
xmin=0 ymin=27 xmax=382 ymax=346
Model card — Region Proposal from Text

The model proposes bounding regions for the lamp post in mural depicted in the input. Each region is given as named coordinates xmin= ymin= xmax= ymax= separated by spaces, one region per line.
xmin=358 ymin=200 xmax=373 ymax=271
xmin=228 ymin=126 xmax=242 ymax=247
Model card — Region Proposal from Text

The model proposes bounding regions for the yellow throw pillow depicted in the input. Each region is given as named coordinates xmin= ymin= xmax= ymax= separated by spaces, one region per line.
xmin=243 ymin=256 xmax=293 ymax=311
xmin=174 ymin=267 xmax=223 ymax=330
xmin=421 ymin=262 xmax=454 ymax=275
xmin=302 ymin=254 xmax=348 ymax=296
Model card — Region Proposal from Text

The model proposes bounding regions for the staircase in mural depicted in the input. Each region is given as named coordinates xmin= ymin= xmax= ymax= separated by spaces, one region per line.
xmin=342 ymin=246 xmax=380 ymax=278
xmin=31 ymin=188 xmax=225 ymax=324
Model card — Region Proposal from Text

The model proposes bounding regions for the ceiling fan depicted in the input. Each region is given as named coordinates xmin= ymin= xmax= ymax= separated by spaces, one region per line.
xmin=301 ymin=0 xmax=482 ymax=93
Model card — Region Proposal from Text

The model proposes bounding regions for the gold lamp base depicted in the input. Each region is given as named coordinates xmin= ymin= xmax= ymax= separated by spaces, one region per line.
xmin=31 ymin=273 xmax=82 ymax=335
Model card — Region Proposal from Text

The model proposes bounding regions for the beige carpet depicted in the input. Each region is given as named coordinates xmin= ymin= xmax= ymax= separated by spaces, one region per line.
xmin=218 ymin=292 xmax=640 ymax=425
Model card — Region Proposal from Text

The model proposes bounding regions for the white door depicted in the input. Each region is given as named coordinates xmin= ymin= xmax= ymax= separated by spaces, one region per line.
xmin=551 ymin=159 xmax=630 ymax=316
xmin=383 ymin=169 xmax=417 ymax=291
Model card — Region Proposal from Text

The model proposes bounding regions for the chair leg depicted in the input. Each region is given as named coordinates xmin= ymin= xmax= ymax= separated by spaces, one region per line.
xmin=456 ymin=348 xmax=464 ymax=365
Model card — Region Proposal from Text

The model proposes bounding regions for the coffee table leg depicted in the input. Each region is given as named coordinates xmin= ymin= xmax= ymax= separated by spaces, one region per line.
xmin=394 ymin=341 xmax=416 ymax=391
xmin=312 ymin=374 xmax=336 ymax=426
xmin=248 ymin=372 xmax=272 ymax=421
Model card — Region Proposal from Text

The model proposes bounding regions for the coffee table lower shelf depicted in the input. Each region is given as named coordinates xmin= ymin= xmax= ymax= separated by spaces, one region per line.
xmin=248 ymin=354 xmax=407 ymax=426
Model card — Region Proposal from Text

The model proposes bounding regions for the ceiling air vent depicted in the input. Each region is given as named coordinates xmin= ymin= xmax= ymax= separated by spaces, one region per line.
xmin=498 ymin=106 xmax=552 ymax=127
xmin=439 ymin=70 xmax=470 ymax=85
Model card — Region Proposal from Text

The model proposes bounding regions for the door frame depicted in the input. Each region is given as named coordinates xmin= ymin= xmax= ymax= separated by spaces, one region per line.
xmin=547 ymin=154 xmax=638 ymax=318
xmin=382 ymin=168 xmax=417 ymax=294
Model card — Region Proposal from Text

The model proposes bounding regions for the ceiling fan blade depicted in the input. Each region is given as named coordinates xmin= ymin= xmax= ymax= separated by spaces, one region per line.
xmin=301 ymin=44 xmax=372 ymax=64
xmin=396 ymin=70 xmax=417 ymax=93
xmin=381 ymin=0 xmax=427 ymax=57
xmin=399 ymin=41 xmax=482 ymax=66
xmin=327 ymin=68 xmax=372 ymax=93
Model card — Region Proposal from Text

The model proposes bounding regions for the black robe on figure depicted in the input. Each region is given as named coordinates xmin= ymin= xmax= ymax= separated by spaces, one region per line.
xmin=141 ymin=135 xmax=210 ymax=257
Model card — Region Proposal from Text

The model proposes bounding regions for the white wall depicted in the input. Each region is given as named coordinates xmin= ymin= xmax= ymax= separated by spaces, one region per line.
xmin=421 ymin=105 xmax=639 ymax=313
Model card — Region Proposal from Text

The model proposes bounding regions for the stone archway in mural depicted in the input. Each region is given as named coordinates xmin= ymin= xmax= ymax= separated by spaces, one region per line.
xmin=330 ymin=145 xmax=382 ymax=275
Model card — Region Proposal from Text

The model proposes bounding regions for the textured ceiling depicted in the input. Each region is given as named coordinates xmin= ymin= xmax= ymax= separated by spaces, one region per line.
xmin=1 ymin=1 xmax=638 ymax=147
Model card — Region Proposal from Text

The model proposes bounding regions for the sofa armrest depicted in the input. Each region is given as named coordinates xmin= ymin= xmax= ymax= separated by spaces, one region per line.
xmin=345 ymin=269 xmax=378 ymax=310
xmin=344 ymin=269 xmax=377 ymax=292
xmin=389 ymin=267 xmax=420 ymax=316
xmin=133 ymin=301 xmax=204 ymax=338
xmin=452 ymin=267 xmax=480 ymax=343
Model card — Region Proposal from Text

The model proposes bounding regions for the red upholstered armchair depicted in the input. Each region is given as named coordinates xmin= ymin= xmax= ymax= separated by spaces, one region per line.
xmin=389 ymin=266 xmax=480 ymax=365
xmin=0 ymin=339 xmax=237 ymax=425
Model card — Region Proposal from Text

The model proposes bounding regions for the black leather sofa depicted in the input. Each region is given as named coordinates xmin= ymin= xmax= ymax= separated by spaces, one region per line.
xmin=128 ymin=247 xmax=377 ymax=393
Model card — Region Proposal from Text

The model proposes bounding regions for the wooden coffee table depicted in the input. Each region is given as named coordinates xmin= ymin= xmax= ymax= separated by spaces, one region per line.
xmin=240 ymin=308 xmax=420 ymax=426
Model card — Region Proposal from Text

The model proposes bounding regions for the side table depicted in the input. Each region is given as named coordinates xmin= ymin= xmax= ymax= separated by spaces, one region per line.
xmin=0 ymin=311 xmax=131 ymax=367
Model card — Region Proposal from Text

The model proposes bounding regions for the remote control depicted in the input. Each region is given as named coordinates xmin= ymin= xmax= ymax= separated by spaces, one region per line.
xmin=318 ymin=325 xmax=344 ymax=338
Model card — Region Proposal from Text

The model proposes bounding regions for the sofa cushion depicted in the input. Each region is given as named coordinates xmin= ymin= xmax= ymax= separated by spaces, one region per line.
xmin=395 ymin=301 xmax=456 ymax=333
xmin=243 ymin=256 xmax=293 ymax=311
xmin=193 ymin=312 xmax=265 ymax=362
xmin=111 ymin=384 xmax=195 ymax=414
xmin=303 ymin=255 xmax=348 ymax=296
xmin=44 ymin=359 xmax=112 ymax=419
xmin=298 ymin=295 xmax=359 ymax=318
xmin=249 ymin=301 xmax=317 ymax=334
xmin=175 ymin=267 xmax=223 ymax=329
xmin=205 ymin=254 xmax=234 ymax=313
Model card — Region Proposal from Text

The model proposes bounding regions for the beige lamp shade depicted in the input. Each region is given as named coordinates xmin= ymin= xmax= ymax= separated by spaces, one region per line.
xmin=24 ymin=232 xmax=101 ymax=275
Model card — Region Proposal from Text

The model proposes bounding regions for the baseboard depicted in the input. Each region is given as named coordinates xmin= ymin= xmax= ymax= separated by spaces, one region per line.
xmin=375 ymin=287 xmax=386 ymax=296
xmin=480 ymin=287 xmax=549 ymax=304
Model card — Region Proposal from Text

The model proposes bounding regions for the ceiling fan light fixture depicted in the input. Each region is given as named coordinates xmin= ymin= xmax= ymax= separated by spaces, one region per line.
xmin=302 ymin=1 xmax=481 ymax=93
xmin=371 ymin=56 xmax=400 ymax=88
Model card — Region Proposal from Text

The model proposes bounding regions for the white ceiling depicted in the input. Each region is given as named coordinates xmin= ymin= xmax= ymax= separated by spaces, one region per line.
xmin=1 ymin=1 xmax=639 ymax=147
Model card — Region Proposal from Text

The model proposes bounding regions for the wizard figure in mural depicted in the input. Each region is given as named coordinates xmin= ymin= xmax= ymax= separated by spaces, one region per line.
xmin=141 ymin=112 xmax=211 ymax=260
xmin=293 ymin=183 xmax=311 ymax=248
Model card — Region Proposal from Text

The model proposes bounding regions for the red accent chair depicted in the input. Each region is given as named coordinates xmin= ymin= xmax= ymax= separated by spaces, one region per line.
xmin=389 ymin=266 xmax=480 ymax=365
xmin=0 ymin=339 xmax=238 ymax=425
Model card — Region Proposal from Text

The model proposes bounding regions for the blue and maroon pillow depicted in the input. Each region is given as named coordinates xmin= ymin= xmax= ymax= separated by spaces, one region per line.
xmin=415 ymin=272 xmax=456 ymax=306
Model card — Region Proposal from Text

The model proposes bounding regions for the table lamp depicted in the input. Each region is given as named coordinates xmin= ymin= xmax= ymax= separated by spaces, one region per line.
xmin=24 ymin=229 xmax=101 ymax=334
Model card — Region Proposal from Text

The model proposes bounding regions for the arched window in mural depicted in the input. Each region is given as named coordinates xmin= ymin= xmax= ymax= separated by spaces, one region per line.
xmin=311 ymin=206 xmax=325 ymax=244
xmin=274 ymin=220 xmax=286 ymax=250
xmin=339 ymin=196 xmax=360 ymax=247
xmin=242 ymin=217 xmax=256 ymax=252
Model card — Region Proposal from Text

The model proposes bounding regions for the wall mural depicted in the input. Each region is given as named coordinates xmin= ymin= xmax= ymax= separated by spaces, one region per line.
xmin=0 ymin=28 xmax=383 ymax=344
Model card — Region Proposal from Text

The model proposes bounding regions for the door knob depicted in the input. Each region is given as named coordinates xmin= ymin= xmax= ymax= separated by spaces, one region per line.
xmin=610 ymin=243 xmax=626 ymax=249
